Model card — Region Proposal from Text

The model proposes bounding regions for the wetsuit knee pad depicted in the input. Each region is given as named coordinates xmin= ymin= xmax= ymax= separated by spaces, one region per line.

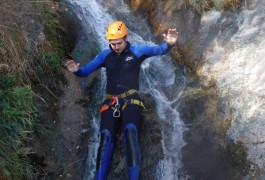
xmin=95 ymin=129 xmax=114 ymax=180
xmin=123 ymin=123 xmax=141 ymax=179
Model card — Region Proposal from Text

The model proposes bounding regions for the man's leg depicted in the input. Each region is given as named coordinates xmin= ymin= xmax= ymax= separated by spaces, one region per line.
xmin=122 ymin=104 xmax=142 ymax=180
xmin=95 ymin=108 xmax=118 ymax=180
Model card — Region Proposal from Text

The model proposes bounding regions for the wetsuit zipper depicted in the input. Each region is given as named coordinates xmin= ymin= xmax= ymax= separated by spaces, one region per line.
xmin=118 ymin=54 xmax=122 ymax=91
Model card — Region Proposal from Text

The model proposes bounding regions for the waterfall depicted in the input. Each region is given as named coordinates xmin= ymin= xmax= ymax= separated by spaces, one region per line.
xmin=200 ymin=0 xmax=265 ymax=176
xmin=67 ymin=0 xmax=187 ymax=179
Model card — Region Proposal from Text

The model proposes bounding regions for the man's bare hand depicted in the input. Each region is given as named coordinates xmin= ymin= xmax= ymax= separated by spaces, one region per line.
xmin=163 ymin=29 xmax=178 ymax=46
xmin=66 ymin=60 xmax=80 ymax=73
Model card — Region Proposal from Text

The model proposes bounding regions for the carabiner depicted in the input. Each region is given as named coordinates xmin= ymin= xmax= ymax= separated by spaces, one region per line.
xmin=113 ymin=108 xmax=120 ymax=117
xmin=113 ymin=97 xmax=120 ymax=117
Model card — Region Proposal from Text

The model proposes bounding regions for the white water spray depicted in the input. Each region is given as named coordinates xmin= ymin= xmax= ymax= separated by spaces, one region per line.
xmin=200 ymin=0 xmax=265 ymax=175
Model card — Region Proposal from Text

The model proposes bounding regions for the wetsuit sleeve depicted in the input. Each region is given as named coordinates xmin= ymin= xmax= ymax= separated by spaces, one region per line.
xmin=74 ymin=49 xmax=110 ymax=77
xmin=133 ymin=43 xmax=171 ymax=59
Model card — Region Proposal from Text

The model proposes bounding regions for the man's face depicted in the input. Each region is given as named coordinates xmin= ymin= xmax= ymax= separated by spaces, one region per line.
xmin=109 ymin=38 xmax=127 ymax=54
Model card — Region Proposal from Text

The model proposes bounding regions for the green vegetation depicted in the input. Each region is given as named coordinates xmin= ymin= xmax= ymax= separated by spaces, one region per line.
xmin=0 ymin=0 xmax=72 ymax=179
xmin=40 ymin=52 xmax=63 ymax=76
xmin=0 ymin=75 xmax=35 ymax=179
xmin=227 ymin=141 xmax=250 ymax=171
xmin=39 ymin=4 xmax=66 ymax=56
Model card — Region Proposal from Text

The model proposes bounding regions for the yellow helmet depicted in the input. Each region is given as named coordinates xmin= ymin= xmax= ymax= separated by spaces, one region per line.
xmin=106 ymin=21 xmax=127 ymax=40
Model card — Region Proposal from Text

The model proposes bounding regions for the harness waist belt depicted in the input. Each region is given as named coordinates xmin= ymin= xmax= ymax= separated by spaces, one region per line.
xmin=121 ymin=99 xmax=145 ymax=111
xmin=105 ymin=89 xmax=138 ymax=99
xmin=99 ymin=99 xmax=145 ymax=113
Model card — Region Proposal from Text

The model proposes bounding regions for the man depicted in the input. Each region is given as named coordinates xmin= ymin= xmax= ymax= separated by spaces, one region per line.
xmin=66 ymin=21 xmax=178 ymax=180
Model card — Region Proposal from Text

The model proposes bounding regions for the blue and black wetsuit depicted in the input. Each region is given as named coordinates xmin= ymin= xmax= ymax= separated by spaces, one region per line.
xmin=75 ymin=42 xmax=171 ymax=180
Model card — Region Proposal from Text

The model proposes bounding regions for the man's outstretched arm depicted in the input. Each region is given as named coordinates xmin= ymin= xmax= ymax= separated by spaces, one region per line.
xmin=65 ymin=49 xmax=111 ymax=77
xmin=163 ymin=28 xmax=178 ymax=46
xmin=133 ymin=29 xmax=179 ymax=57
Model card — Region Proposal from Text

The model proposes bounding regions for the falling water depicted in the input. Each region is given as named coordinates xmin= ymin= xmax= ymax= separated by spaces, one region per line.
xmin=199 ymin=0 xmax=265 ymax=176
xmin=67 ymin=0 xmax=187 ymax=179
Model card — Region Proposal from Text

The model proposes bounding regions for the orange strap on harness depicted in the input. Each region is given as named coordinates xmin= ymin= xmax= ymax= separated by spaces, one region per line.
xmin=99 ymin=96 xmax=117 ymax=113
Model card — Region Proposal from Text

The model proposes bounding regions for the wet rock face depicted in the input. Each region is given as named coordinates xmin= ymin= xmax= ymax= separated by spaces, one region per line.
xmin=181 ymin=135 xmax=244 ymax=180
xmin=130 ymin=0 xmax=202 ymax=68
xmin=129 ymin=0 xmax=251 ymax=179
xmin=28 ymin=4 xmax=90 ymax=179
xmin=177 ymin=91 xmax=249 ymax=179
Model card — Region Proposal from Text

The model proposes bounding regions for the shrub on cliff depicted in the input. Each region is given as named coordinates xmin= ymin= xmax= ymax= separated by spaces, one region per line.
xmin=0 ymin=0 xmax=71 ymax=179
xmin=0 ymin=74 xmax=36 ymax=179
